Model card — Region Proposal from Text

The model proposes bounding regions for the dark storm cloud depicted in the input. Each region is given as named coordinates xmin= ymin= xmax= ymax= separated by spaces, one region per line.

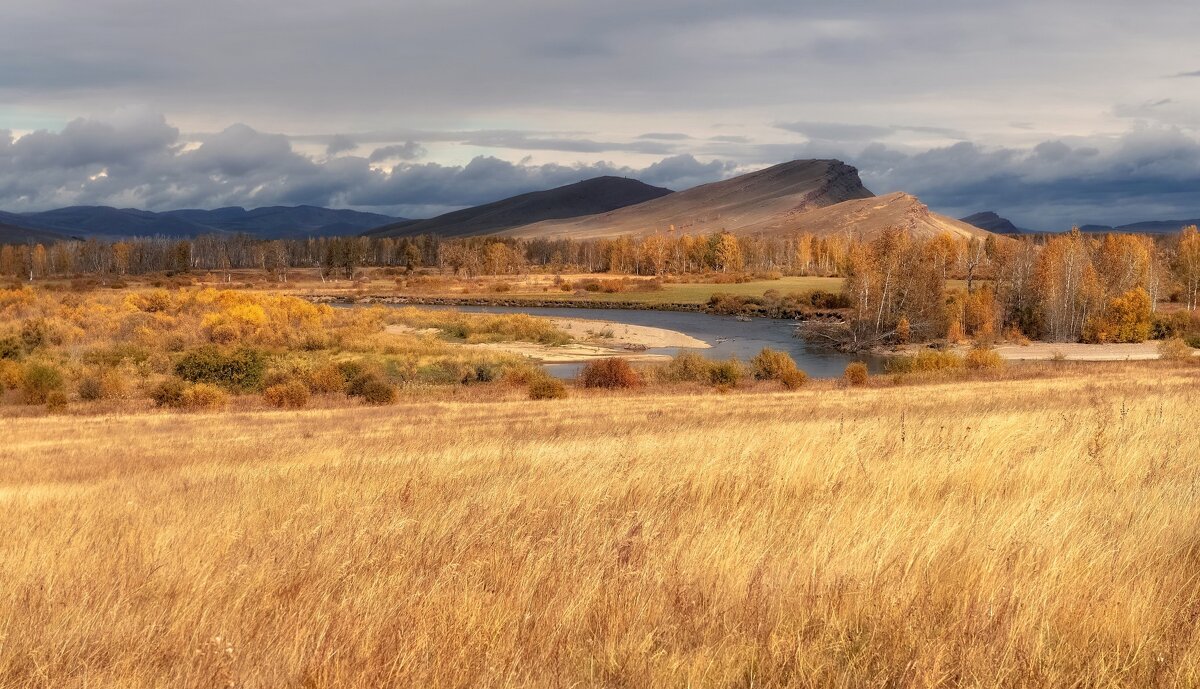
xmin=855 ymin=128 xmax=1200 ymax=230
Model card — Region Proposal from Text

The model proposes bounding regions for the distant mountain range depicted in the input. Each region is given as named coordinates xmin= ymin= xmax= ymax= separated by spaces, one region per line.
xmin=959 ymin=211 xmax=1027 ymax=235
xmin=959 ymin=211 xmax=1200 ymax=236
xmin=366 ymin=176 xmax=673 ymax=238
xmin=0 ymin=205 xmax=403 ymax=242
xmin=1077 ymin=219 xmax=1200 ymax=235
xmin=6 ymin=165 xmax=1198 ymax=247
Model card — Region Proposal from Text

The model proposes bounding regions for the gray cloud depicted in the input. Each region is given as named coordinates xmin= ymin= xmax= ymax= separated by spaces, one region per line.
xmin=324 ymin=135 xmax=357 ymax=156
xmin=0 ymin=116 xmax=731 ymax=216
xmin=367 ymin=142 xmax=426 ymax=163
xmin=1170 ymin=70 xmax=1200 ymax=78
xmin=3 ymin=0 xmax=1196 ymax=145
xmin=3 ymin=113 xmax=1200 ymax=232
xmin=637 ymin=133 xmax=693 ymax=141
xmin=777 ymin=121 xmax=966 ymax=142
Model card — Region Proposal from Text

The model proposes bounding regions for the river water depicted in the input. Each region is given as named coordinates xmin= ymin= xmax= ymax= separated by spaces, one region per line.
xmin=396 ymin=304 xmax=882 ymax=379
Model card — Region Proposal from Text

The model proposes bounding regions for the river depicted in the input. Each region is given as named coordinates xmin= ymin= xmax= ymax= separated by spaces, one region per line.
xmin=394 ymin=304 xmax=883 ymax=379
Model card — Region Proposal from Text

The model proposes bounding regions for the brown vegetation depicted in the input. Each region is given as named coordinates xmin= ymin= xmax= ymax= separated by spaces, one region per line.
xmin=3 ymin=366 xmax=1200 ymax=686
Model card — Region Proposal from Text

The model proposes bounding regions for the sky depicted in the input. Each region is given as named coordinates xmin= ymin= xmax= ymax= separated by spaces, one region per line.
xmin=1 ymin=0 xmax=1199 ymax=229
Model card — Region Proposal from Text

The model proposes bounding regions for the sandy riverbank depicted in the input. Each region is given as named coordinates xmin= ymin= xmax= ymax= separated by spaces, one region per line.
xmin=991 ymin=342 xmax=1191 ymax=361
xmin=387 ymin=315 xmax=710 ymax=364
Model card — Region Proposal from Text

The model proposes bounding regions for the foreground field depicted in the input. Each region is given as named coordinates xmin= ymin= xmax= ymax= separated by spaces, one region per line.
xmin=3 ymin=365 xmax=1200 ymax=687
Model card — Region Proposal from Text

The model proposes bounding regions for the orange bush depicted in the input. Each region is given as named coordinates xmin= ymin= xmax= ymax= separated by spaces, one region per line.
xmin=578 ymin=358 xmax=641 ymax=389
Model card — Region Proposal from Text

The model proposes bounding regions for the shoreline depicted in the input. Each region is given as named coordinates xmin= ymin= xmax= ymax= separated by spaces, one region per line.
xmin=886 ymin=341 xmax=1195 ymax=362
xmin=387 ymin=315 xmax=711 ymax=364
xmin=308 ymin=293 xmax=849 ymax=321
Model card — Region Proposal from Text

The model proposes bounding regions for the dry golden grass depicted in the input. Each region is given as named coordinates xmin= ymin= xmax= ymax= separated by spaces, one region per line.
xmin=2 ymin=365 xmax=1200 ymax=687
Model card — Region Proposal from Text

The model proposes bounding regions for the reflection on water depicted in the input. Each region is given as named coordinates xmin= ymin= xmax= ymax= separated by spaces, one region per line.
xmin=398 ymin=304 xmax=883 ymax=379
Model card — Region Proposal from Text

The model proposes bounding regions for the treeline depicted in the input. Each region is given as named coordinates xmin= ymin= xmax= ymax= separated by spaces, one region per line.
xmin=0 ymin=231 xmax=854 ymax=280
xmin=824 ymin=226 xmax=1200 ymax=347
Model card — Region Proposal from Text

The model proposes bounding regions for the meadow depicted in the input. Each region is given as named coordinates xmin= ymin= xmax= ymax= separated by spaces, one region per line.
xmin=3 ymin=362 xmax=1200 ymax=687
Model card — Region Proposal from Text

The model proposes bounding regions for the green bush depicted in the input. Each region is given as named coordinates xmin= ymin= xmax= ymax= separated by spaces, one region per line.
xmin=528 ymin=375 xmax=568 ymax=400
xmin=20 ymin=362 xmax=64 ymax=404
xmin=174 ymin=346 xmax=267 ymax=391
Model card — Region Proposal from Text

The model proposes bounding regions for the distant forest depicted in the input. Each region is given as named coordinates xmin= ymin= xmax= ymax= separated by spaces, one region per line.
xmin=4 ymin=226 xmax=1200 ymax=345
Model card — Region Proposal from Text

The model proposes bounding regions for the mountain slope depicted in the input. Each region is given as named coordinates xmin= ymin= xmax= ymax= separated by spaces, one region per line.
xmin=5 ymin=206 xmax=403 ymax=239
xmin=502 ymin=159 xmax=871 ymax=240
xmin=164 ymin=206 xmax=399 ymax=237
xmin=0 ymin=222 xmax=72 ymax=245
xmin=366 ymin=176 xmax=673 ymax=238
xmin=960 ymin=211 xmax=1024 ymax=235
xmin=744 ymin=192 xmax=991 ymax=240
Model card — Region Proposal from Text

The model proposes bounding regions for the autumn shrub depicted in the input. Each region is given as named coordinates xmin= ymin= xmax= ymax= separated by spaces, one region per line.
xmin=82 ymin=345 xmax=151 ymax=368
xmin=127 ymin=289 xmax=172 ymax=313
xmin=886 ymin=350 xmax=964 ymax=374
xmin=0 ymin=335 xmax=21 ymax=360
xmin=1158 ymin=337 xmax=1194 ymax=360
xmin=578 ymin=358 xmax=642 ymax=389
xmin=45 ymin=390 xmax=69 ymax=411
xmin=20 ymin=362 xmax=64 ymax=404
xmin=706 ymin=359 xmax=745 ymax=386
xmin=1083 ymin=288 xmax=1153 ymax=344
xmin=149 ymin=379 xmax=187 ymax=407
xmin=844 ymin=362 xmax=869 ymax=386
xmin=750 ymin=348 xmax=802 ymax=383
xmin=528 ymin=375 xmax=568 ymax=400
xmin=181 ymin=383 xmax=228 ymax=410
xmin=75 ymin=368 xmax=125 ymax=401
xmin=174 ymin=346 xmax=267 ymax=391
xmin=658 ymin=352 xmax=714 ymax=383
xmin=19 ymin=319 xmax=52 ymax=352
xmin=306 ymin=363 xmax=346 ymax=394
xmin=206 ymin=323 xmax=240 ymax=345
xmin=263 ymin=380 xmax=311 ymax=409
xmin=964 ymin=346 xmax=1004 ymax=370
xmin=0 ymin=360 xmax=22 ymax=390
xmin=77 ymin=376 xmax=105 ymax=401
xmin=356 ymin=378 xmax=397 ymax=405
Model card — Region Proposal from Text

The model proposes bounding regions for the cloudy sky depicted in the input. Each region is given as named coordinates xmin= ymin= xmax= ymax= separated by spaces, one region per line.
xmin=2 ymin=0 xmax=1198 ymax=229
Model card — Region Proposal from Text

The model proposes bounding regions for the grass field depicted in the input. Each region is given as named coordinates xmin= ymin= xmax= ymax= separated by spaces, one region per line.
xmin=3 ymin=363 xmax=1200 ymax=687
